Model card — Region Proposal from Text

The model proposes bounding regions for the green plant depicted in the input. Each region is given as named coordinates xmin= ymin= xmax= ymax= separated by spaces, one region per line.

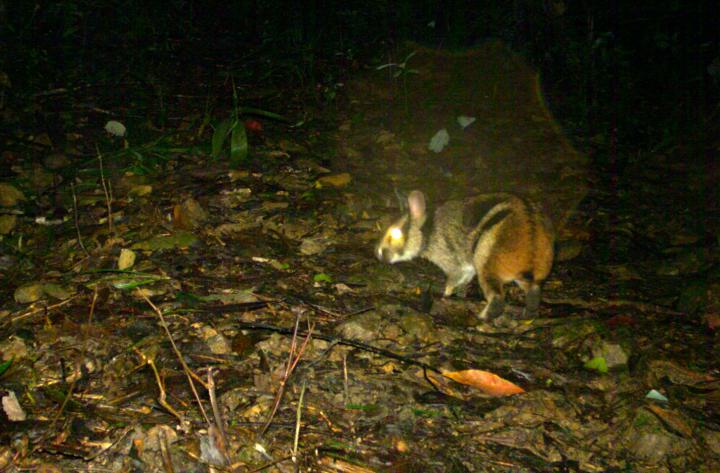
xmin=376 ymin=51 xmax=419 ymax=114
xmin=210 ymin=80 xmax=291 ymax=168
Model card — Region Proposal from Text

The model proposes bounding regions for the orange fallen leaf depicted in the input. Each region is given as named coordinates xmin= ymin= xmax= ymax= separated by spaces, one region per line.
xmin=442 ymin=369 xmax=525 ymax=397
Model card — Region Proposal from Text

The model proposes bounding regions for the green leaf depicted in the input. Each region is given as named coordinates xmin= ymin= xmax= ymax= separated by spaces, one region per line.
xmin=313 ymin=273 xmax=332 ymax=283
xmin=112 ymin=278 xmax=162 ymax=290
xmin=229 ymin=121 xmax=248 ymax=168
xmin=584 ymin=357 xmax=608 ymax=373
xmin=0 ymin=357 xmax=13 ymax=377
xmin=211 ymin=118 xmax=232 ymax=158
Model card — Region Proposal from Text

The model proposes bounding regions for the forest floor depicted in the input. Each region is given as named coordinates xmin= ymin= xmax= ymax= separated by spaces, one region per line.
xmin=1 ymin=41 xmax=719 ymax=472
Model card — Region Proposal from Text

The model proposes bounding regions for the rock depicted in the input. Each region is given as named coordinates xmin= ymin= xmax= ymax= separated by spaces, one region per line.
xmin=300 ymin=237 xmax=330 ymax=255
xmin=335 ymin=311 xmax=383 ymax=342
xmin=206 ymin=334 xmax=232 ymax=355
xmin=591 ymin=341 xmax=629 ymax=369
xmin=397 ymin=312 xmax=436 ymax=343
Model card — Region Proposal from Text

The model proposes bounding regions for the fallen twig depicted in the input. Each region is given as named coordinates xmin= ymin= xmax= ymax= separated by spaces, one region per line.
xmin=233 ymin=321 xmax=442 ymax=376
xmin=543 ymin=296 xmax=684 ymax=315
xmin=33 ymin=290 xmax=99 ymax=455
xmin=70 ymin=181 xmax=90 ymax=257
xmin=258 ymin=308 xmax=314 ymax=439
xmin=97 ymin=148 xmax=113 ymax=236
xmin=208 ymin=369 xmax=231 ymax=466
xmin=292 ymin=380 xmax=307 ymax=470
xmin=143 ymin=294 xmax=210 ymax=426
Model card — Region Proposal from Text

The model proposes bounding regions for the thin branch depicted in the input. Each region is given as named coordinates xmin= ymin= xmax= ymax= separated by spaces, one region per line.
xmin=70 ymin=181 xmax=90 ymax=257
xmin=208 ymin=368 xmax=231 ymax=466
xmin=97 ymin=147 xmax=113 ymax=236
xmin=143 ymin=294 xmax=210 ymax=425
xmin=258 ymin=309 xmax=314 ymax=439
xmin=292 ymin=380 xmax=307 ymax=470
xmin=234 ymin=320 xmax=442 ymax=376
xmin=543 ymin=296 xmax=684 ymax=315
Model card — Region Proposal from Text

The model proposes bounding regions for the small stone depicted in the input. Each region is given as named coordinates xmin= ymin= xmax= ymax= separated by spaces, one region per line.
xmin=206 ymin=334 xmax=232 ymax=355
xmin=335 ymin=311 xmax=382 ymax=342
xmin=592 ymin=341 xmax=629 ymax=369
xmin=398 ymin=313 xmax=435 ymax=343
xmin=300 ymin=237 xmax=329 ymax=255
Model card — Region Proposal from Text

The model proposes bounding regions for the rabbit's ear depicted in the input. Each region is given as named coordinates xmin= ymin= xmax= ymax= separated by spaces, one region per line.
xmin=407 ymin=190 xmax=426 ymax=220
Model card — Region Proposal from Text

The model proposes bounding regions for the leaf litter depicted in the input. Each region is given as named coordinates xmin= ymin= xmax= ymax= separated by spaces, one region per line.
xmin=0 ymin=42 xmax=719 ymax=473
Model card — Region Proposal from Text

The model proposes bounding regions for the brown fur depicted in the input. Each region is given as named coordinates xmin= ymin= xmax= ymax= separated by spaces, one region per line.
xmin=376 ymin=191 xmax=554 ymax=320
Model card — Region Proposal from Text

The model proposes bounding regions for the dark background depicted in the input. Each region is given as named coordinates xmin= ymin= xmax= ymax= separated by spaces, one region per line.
xmin=1 ymin=0 xmax=719 ymax=160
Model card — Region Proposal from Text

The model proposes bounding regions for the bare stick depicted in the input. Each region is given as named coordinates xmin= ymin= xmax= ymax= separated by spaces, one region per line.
xmin=258 ymin=309 xmax=314 ymax=439
xmin=97 ymin=147 xmax=113 ymax=235
xmin=33 ymin=290 xmax=98 ymax=455
xmin=543 ymin=296 xmax=684 ymax=315
xmin=343 ymin=353 xmax=349 ymax=405
xmin=137 ymin=349 xmax=184 ymax=424
xmin=143 ymin=294 xmax=210 ymax=425
xmin=158 ymin=424 xmax=176 ymax=473
xmin=70 ymin=181 xmax=89 ymax=257
xmin=292 ymin=380 xmax=306 ymax=470
xmin=208 ymin=368 xmax=231 ymax=466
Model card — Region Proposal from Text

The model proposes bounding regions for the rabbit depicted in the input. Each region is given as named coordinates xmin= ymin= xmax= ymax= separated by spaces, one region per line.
xmin=376 ymin=190 xmax=554 ymax=320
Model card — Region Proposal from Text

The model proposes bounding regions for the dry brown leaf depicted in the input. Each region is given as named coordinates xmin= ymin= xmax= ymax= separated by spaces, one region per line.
xmin=422 ymin=371 xmax=466 ymax=399
xmin=317 ymin=173 xmax=351 ymax=188
xmin=646 ymin=404 xmax=694 ymax=438
xmin=442 ymin=369 xmax=525 ymax=397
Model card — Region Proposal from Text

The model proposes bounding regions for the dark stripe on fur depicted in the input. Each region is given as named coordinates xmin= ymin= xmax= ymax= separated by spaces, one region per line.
xmin=462 ymin=196 xmax=507 ymax=228
xmin=470 ymin=208 xmax=512 ymax=254
xmin=517 ymin=196 xmax=537 ymax=279
xmin=478 ymin=208 xmax=512 ymax=235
